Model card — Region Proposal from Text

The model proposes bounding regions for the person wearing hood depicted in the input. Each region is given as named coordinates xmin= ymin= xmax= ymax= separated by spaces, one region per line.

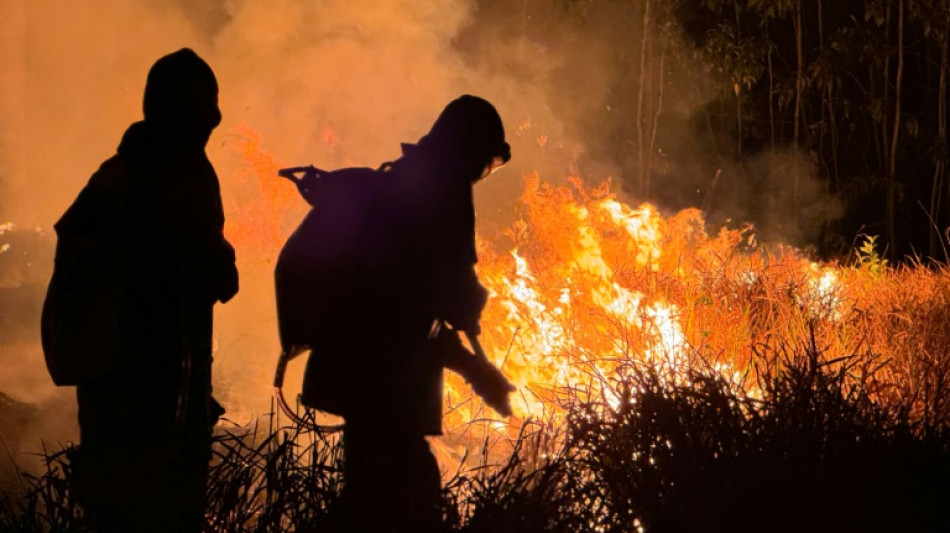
xmin=43 ymin=48 xmax=237 ymax=532
xmin=275 ymin=95 xmax=512 ymax=532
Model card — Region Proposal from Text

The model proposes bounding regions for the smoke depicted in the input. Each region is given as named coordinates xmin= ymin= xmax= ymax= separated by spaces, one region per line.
xmin=701 ymin=149 xmax=845 ymax=248
xmin=0 ymin=0 xmax=209 ymax=470
xmin=205 ymin=0 xmax=602 ymax=423
xmin=0 ymin=0 xmax=207 ymax=226
xmin=0 ymin=0 xmax=595 ymax=452
xmin=0 ymin=0 xmax=838 ymax=464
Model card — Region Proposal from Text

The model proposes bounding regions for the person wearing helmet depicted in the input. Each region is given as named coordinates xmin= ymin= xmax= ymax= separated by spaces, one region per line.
xmin=47 ymin=48 xmax=237 ymax=532
xmin=275 ymin=95 xmax=511 ymax=532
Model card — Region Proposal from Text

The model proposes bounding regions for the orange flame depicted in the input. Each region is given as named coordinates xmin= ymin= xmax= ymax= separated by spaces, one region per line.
xmin=227 ymin=126 xmax=950 ymax=442
xmin=224 ymin=124 xmax=308 ymax=266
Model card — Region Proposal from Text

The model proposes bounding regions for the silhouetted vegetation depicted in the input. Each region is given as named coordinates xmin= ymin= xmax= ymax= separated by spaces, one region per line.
xmin=3 ymin=334 xmax=949 ymax=532
xmin=566 ymin=335 xmax=950 ymax=532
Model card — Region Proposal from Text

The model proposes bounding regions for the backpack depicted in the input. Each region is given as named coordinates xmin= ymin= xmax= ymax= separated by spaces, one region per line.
xmin=41 ymin=158 xmax=129 ymax=386
xmin=274 ymin=165 xmax=400 ymax=357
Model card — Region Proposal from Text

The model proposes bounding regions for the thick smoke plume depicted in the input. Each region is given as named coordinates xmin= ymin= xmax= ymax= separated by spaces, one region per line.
xmin=0 ymin=0 xmax=835 ymax=468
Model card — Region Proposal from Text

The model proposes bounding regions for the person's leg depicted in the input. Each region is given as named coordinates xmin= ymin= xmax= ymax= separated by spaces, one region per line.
xmin=75 ymin=361 xmax=212 ymax=533
xmin=392 ymin=431 xmax=443 ymax=532
xmin=75 ymin=374 xmax=174 ymax=533
xmin=340 ymin=421 xmax=444 ymax=532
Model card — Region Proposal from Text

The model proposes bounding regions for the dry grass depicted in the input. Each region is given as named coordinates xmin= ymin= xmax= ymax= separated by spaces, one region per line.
xmin=3 ymin=336 xmax=949 ymax=532
xmin=6 ymin=177 xmax=950 ymax=531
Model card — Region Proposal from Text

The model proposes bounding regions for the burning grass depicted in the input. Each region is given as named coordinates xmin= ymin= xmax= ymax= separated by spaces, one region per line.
xmin=566 ymin=337 xmax=950 ymax=532
xmin=226 ymin=126 xmax=950 ymax=438
xmin=3 ymin=338 xmax=950 ymax=532
xmin=5 ymin=146 xmax=950 ymax=530
xmin=455 ymin=174 xmax=950 ymax=437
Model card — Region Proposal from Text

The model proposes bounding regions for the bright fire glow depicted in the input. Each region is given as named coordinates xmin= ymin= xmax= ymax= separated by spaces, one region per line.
xmin=226 ymin=126 xmax=950 ymax=446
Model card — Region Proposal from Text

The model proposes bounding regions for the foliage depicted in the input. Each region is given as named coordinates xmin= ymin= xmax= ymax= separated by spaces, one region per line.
xmin=542 ymin=0 xmax=950 ymax=259
xmin=0 ymin=446 xmax=87 ymax=533
xmin=203 ymin=413 xmax=344 ymax=532
xmin=567 ymin=336 xmax=950 ymax=532
xmin=854 ymin=234 xmax=889 ymax=274
xmin=4 ymin=337 xmax=950 ymax=532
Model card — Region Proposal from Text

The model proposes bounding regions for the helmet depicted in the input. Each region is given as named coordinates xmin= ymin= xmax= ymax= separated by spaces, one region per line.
xmin=419 ymin=95 xmax=511 ymax=169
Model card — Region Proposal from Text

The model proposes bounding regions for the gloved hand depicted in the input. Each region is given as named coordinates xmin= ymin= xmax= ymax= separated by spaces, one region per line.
xmin=439 ymin=329 xmax=515 ymax=417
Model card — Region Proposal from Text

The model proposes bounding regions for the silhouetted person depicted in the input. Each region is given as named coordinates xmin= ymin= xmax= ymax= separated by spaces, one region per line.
xmin=46 ymin=48 xmax=237 ymax=532
xmin=275 ymin=95 xmax=512 ymax=532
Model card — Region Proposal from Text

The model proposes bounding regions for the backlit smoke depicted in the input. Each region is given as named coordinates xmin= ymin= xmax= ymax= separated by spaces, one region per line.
xmin=0 ymin=0 xmax=835 ymax=464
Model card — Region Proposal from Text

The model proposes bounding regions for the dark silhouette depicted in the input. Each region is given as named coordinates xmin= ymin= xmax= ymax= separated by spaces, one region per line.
xmin=275 ymin=95 xmax=513 ymax=532
xmin=42 ymin=48 xmax=238 ymax=533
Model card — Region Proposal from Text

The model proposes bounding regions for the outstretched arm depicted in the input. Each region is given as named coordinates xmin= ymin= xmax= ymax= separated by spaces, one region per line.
xmin=437 ymin=327 xmax=515 ymax=417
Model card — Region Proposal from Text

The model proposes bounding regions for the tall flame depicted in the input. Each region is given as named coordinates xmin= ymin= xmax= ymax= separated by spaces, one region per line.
xmin=226 ymin=126 xmax=950 ymax=445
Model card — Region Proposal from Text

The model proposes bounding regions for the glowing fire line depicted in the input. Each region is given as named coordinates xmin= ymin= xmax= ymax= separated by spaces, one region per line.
xmin=227 ymin=126 xmax=947 ymax=442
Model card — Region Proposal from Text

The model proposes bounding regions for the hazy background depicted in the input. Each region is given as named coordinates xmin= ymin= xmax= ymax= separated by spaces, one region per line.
xmin=0 ymin=0 xmax=833 ymax=479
